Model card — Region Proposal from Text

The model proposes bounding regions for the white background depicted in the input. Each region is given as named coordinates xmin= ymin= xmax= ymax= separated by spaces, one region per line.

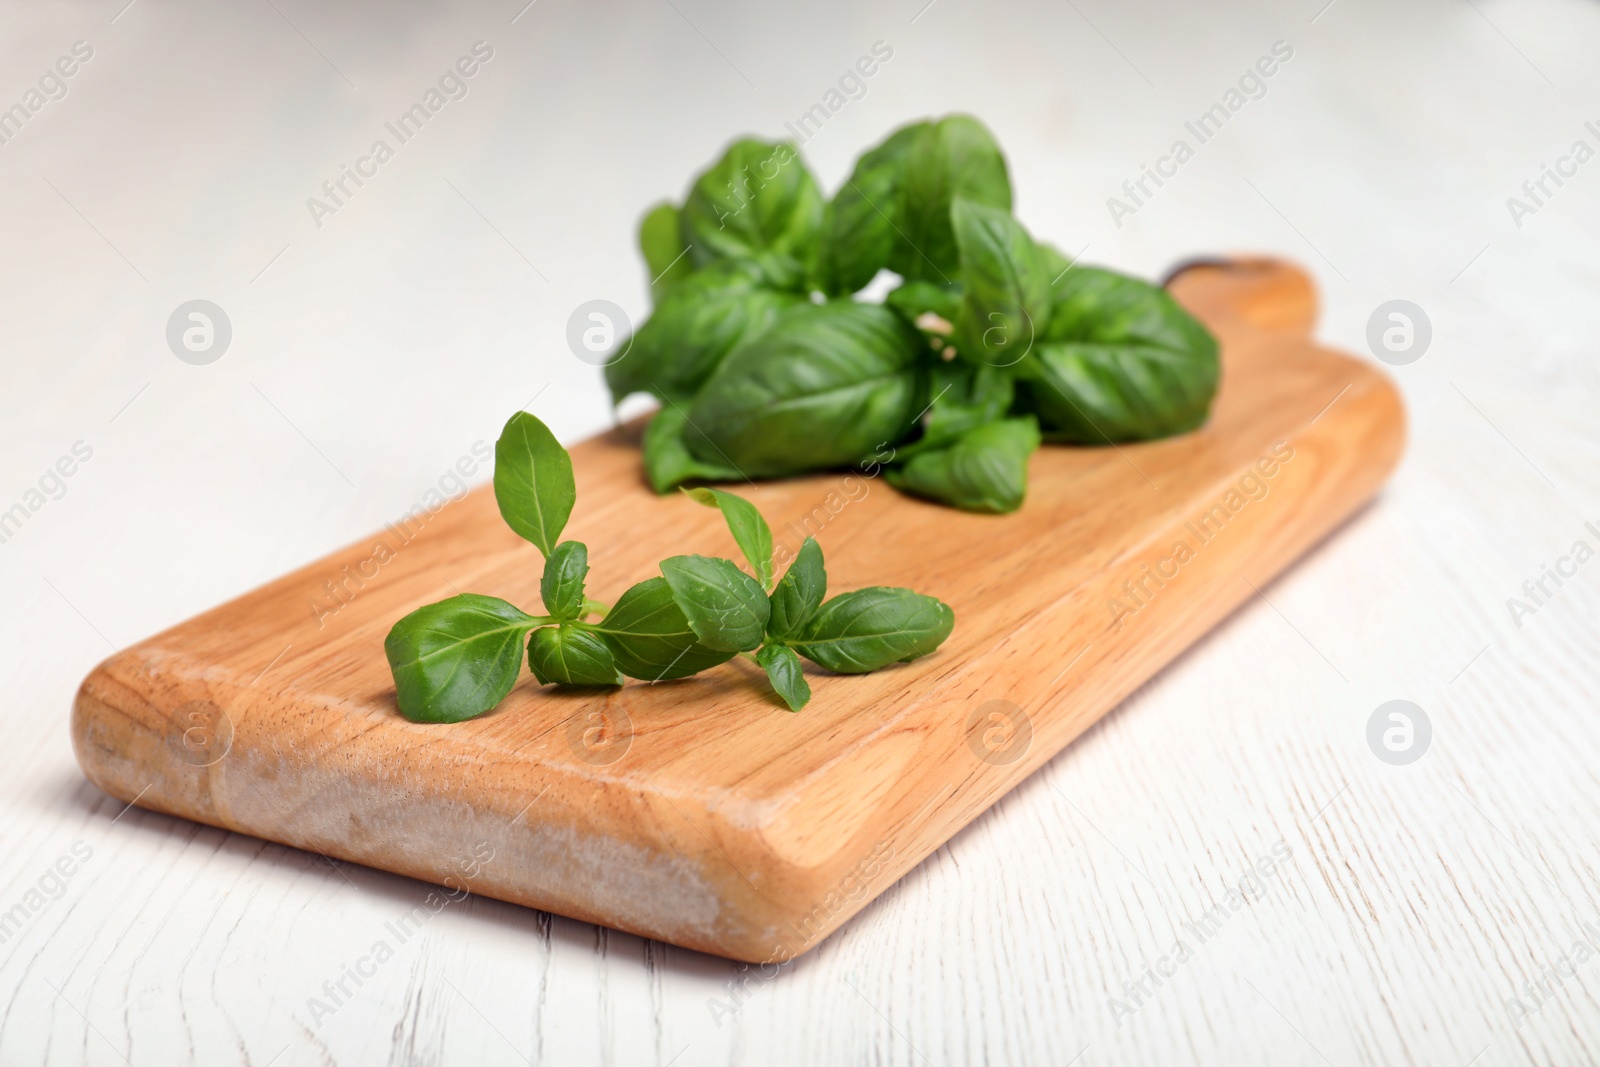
xmin=3 ymin=0 xmax=1600 ymax=1063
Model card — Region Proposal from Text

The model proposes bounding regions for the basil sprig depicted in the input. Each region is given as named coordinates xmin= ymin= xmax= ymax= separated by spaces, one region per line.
xmin=384 ymin=411 xmax=955 ymax=722
xmin=603 ymin=115 xmax=1220 ymax=514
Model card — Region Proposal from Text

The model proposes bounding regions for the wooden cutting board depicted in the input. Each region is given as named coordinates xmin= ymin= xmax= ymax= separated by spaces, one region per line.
xmin=71 ymin=259 xmax=1403 ymax=964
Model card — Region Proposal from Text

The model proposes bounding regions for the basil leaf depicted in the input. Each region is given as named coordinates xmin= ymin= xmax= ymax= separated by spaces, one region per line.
xmin=594 ymin=576 xmax=737 ymax=680
xmin=885 ymin=279 xmax=963 ymax=328
xmin=605 ymin=261 xmax=800 ymax=404
xmin=686 ymin=302 xmax=923 ymax=477
xmin=641 ymin=404 xmax=746 ymax=494
xmin=740 ymin=250 xmax=809 ymax=293
xmin=684 ymin=487 xmax=774 ymax=588
xmin=527 ymin=625 xmax=622 ymax=686
xmin=816 ymin=123 xmax=924 ymax=296
xmin=756 ymin=643 xmax=810 ymax=712
xmin=1043 ymin=265 xmax=1211 ymax=351
xmin=639 ymin=201 xmax=694 ymax=300
xmin=791 ymin=587 xmax=955 ymax=674
xmin=680 ymin=139 xmax=823 ymax=271
xmin=818 ymin=116 xmax=1009 ymax=291
xmin=1035 ymin=240 xmax=1075 ymax=285
xmin=1020 ymin=267 xmax=1219 ymax=441
xmin=887 ymin=416 xmax=1039 ymax=514
xmin=541 ymin=540 xmax=589 ymax=621
xmin=659 ymin=554 xmax=770 ymax=652
xmin=493 ymin=411 xmax=575 ymax=557
xmin=892 ymin=115 xmax=1012 ymax=283
xmin=903 ymin=362 xmax=1015 ymax=456
xmin=767 ymin=536 xmax=826 ymax=639
xmin=950 ymin=198 xmax=1051 ymax=367
xmin=1024 ymin=342 xmax=1219 ymax=442
xmin=384 ymin=594 xmax=541 ymax=723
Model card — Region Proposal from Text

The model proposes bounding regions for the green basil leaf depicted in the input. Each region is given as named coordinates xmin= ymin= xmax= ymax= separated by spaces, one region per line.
xmin=767 ymin=536 xmax=826 ymax=639
xmin=791 ymin=587 xmax=955 ymax=674
xmin=887 ymin=416 xmax=1039 ymax=514
xmin=686 ymin=302 xmax=923 ymax=477
xmin=885 ymin=279 xmax=963 ymax=328
xmin=683 ymin=487 xmax=774 ymax=588
xmin=817 ymin=116 xmax=1010 ymax=291
xmin=816 ymin=123 xmax=924 ymax=296
xmin=527 ymin=624 xmax=622 ymax=686
xmin=1023 ymin=341 xmax=1219 ymax=441
xmin=740 ymin=251 xmax=809 ymax=293
xmin=493 ymin=411 xmax=575 ymax=557
xmin=892 ymin=115 xmax=1012 ymax=283
xmin=756 ymin=643 xmax=810 ymax=712
xmin=680 ymin=139 xmax=823 ymax=271
xmin=605 ymin=261 xmax=801 ymax=404
xmin=1020 ymin=266 xmax=1219 ymax=441
xmin=950 ymin=198 xmax=1051 ymax=368
xmin=659 ymin=554 xmax=770 ymax=652
xmin=1035 ymin=240 xmax=1075 ymax=285
xmin=639 ymin=201 xmax=694 ymax=300
xmin=903 ymin=362 xmax=1015 ymax=457
xmin=384 ymin=594 xmax=541 ymax=723
xmin=541 ymin=540 xmax=589 ymax=621
xmin=641 ymin=404 xmax=746 ymax=494
xmin=594 ymin=576 xmax=737 ymax=680
xmin=1043 ymin=264 xmax=1213 ymax=350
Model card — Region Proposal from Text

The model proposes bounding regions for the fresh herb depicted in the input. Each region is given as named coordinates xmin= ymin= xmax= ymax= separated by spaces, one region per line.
xmin=492 ymin=412 xmax=574 ymax=555
xmin=788 ymin=586 xmax=954 ymax=673
xmin=385 ymin=594 xmax=546 ymax=724
xmin=590 ymin=576 xmax=737 ymax=682
xmin=658 ymin=554 xmax=770 ymax=652
xmin=755 ymin=644 xmax=809 ymax=712
xmin=683 ymin=487 xmax=774 ymax=588
xmin=683 ymin=301 xmax=923 ymax=478
xmin=887 ymin=416 xmax=1041 ymax=514
xmin=603 ymin=260 xmax=800 ymax=404
xmin=680 ymin=139 xmax=822 ymax=275
xmin=539 ymin=540 xmax=589 ymax=621
xmin=638 ymin=202 xmax=694 ymax=300
xmin=640 ymin=403 xmax=744 ymax=495
xmin=604 ymin=115 xmax=1219 ymax=513
xmin=385 ymin=411 xmax=955 ymax=722
xmin=1017 ymin=265 xmax=1220 ymax=441
xmin=948 ymin=198 xmax=1053 ymax=368
xmin=527 ymin=625 xmax=622 ymax=687
xmin=765 ymin=536 xmax=826 ymax=639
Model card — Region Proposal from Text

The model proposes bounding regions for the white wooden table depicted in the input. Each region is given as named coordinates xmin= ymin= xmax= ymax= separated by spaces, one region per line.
xmin=4 ymin=0 xmax=1600 ymax=1063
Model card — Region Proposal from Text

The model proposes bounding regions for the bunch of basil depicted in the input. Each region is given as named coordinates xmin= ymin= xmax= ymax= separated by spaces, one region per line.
xmin=604 ymin=115 xmax=1219 ymax=514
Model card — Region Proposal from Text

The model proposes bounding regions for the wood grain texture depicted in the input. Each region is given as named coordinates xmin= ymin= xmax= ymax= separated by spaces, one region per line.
xmin=68 ymin=259 xmax=1403 ymax=964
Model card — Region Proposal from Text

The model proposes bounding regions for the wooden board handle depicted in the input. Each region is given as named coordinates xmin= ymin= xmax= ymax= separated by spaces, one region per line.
xmin=1167 ymin=257 xmax=1319 ymax=339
